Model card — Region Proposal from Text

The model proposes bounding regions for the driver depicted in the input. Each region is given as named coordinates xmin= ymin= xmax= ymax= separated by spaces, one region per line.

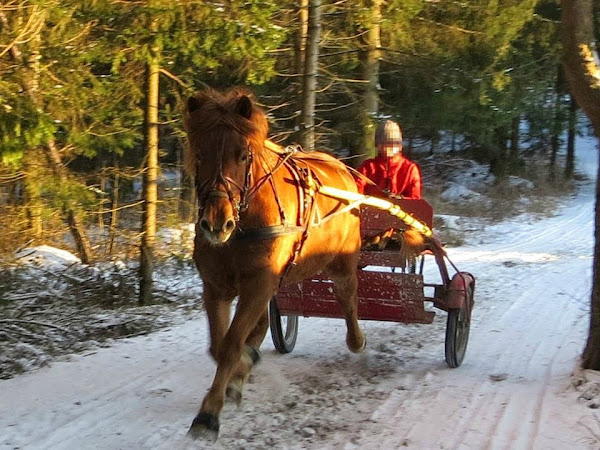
xmin=355 ymin=120 xmax=422 ymax=199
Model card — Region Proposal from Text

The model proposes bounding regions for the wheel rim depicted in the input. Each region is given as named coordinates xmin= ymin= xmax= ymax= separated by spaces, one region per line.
xmin=269 ymin=297 xmax=298 ymax=353
xmin=445 ymin=285 xmax=473 ymax=368
xmin=454 ymin=305 xmax=469 ymax=358
xmin=283 ymin=315 xmax=298 ymax=343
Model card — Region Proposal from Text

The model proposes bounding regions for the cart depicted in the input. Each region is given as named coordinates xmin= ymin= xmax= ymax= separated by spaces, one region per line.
xmin=269 ymin=197 xmax=475 ymax=368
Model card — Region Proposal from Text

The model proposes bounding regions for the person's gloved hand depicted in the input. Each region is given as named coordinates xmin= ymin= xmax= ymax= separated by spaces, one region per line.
xmin=384 ymin=190 xmax=404 ymax=200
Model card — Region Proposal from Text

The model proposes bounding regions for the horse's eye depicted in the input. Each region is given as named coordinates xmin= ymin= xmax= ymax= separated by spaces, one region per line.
xmin=239 ymin=153 xmax=248 ymax=163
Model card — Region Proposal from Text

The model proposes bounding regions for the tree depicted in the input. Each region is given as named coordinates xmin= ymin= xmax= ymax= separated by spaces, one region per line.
xmin=87 ymin=0 xmax=286 ymax=303
xmin=299 ymin=0 xmax=322 ymax=151
xmin=139 ymin=30 xmax=160 ymax=305
xmin=0 ymin=1 xmax=99 ymax=263
xmin=358 ymin=0 xmax=382 ymax=161
xmin=561 ymin=0 xmax=600 ymax=368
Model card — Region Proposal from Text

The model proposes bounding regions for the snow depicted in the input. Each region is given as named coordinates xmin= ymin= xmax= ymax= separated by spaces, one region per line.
xmin=14 ymin=245 xmax=81 ymax=267
xmin=440 ymin=181 xmax=483 ymax=202
xmin=1 ymin=136 xmax=599 ymax=449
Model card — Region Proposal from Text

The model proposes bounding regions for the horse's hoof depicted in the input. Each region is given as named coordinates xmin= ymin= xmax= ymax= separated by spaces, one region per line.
xmin=226 ymin=385 xmax=243 ymax=406
xmin=348 ymin=335 xmax=367 ymax=353
xmin=245 ymin=346 xmax=262 ymax=365
xmin=187 ymin=412 xmax=219 ymax=441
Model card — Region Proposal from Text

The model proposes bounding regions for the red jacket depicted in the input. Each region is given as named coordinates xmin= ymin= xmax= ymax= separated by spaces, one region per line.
xmin=355 ymin=154 xmax=422 ymax=199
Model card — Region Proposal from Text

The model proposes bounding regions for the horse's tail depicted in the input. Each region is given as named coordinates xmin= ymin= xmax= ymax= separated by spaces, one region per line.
xmin=400 ymin=228 xmax=426 ymax=268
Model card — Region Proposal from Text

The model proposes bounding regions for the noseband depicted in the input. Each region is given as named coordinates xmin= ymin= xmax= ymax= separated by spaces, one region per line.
xmin=196 ymin=136 xmax=253 ymax=222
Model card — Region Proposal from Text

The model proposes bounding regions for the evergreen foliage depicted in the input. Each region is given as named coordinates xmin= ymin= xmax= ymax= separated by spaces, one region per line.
xmin=0 ymin=0 xmax=581 ymax=260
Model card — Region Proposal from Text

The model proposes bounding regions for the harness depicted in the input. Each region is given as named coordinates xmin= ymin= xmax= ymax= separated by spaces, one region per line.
xmin=195 ymin=139 xmax=342 ymax=286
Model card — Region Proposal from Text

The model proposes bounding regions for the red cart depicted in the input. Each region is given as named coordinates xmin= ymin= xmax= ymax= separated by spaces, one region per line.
xmin=269 ymin=198 xmax=475 ymax=368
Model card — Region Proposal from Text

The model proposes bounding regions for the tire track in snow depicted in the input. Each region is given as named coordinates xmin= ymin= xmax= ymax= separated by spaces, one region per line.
xmin=342 ymin=194 xmax=593 ymax=449
xmin=481 ymin=288 xmax=580 ymax=450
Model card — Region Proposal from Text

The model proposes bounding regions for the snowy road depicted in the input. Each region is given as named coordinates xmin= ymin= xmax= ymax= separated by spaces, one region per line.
xmin=1 ymin=141 xmax=598 ymax=449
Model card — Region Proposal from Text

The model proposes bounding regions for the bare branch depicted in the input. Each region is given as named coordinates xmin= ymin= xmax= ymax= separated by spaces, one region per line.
xmin=0 ymin=319 xmax=70 ymax=333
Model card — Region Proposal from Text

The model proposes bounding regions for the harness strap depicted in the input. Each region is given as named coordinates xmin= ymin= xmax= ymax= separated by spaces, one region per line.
xmin=268 ymin=174 xmax=287 ymax=225
xmin=278 ymin=162 xmax=321 ymax=288
xmin=245 ymin=147 xmax=296 ymax=201
xmin=232 ymin=225 xmax=304 ymax=241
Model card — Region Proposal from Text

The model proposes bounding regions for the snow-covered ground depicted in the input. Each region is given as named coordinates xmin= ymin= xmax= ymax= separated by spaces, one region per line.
xmin=1 ymin=136 xmax=599 ymax=449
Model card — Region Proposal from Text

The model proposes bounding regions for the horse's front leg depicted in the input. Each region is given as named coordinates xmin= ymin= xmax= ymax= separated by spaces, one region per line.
xmin=188 ymin=277 xmax=276 ymax=440
xmin=202 ymin=281 xmax=234 ymax=362
xmin=226 ymin=309 xmax=269 ymax=405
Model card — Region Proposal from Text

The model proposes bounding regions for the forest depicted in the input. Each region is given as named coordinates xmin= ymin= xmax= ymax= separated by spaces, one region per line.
xmin=0 ymin=0 xmax=584 ymax=300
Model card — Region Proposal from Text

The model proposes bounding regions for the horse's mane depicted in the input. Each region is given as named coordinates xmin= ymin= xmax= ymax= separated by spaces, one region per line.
xmin=184 ymin=88 xmax=269 ymax=176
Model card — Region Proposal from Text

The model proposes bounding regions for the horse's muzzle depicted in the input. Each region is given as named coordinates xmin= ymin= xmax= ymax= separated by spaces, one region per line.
xmin=198 ymin=214 xmax=236 ymax=245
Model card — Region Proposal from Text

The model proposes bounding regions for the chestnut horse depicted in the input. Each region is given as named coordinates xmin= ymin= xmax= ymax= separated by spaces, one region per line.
xmin=184 ymin=88 xmax=365 ymax=440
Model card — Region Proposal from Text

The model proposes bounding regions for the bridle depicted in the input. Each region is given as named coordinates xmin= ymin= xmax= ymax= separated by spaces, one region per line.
xmin=194 ymin=133 xmax=324 ymax=250
xmin=195 ymin=132 xmax=254 ymax=223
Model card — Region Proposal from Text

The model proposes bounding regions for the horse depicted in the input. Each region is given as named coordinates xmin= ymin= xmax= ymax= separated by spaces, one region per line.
xmin=183 ymin=87 xmax=366 ymax=440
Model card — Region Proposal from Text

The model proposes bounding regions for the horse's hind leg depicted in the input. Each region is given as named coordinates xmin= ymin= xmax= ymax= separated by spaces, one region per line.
xmin=328 ymin=254 xmax=365 ymax=353
xmin=226 ymin=309 xmax=269 ymax=404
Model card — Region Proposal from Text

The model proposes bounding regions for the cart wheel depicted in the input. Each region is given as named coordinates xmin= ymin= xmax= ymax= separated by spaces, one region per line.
xmin=445 ymin=285 xmax=473 ymax=368
xmin=269 ymin=296 xmax=299 ymax=354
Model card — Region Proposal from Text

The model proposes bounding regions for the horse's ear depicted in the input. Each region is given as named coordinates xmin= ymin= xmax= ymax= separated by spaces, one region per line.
xmin=187 ymin=96 xmax=203 ymax=114
xmin=234 ymin=95 xmax=253 ymax=119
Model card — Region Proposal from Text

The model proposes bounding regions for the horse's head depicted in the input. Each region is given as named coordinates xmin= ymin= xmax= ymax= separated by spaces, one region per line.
xmin=184 ymin=88 xmax=268 ymax=245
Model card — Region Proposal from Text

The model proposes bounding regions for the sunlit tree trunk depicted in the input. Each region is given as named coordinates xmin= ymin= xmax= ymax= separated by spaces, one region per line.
xmin=139 ymin=50 xmax=160 ymax=305
xmin=561 ymin=0 xmax=600 ymax=368
xmin=357 ymin=0 xmax=381 ymax=163
xmin=299 ymin=0 xmax=321 ymax=151
xmin=294 ymin=0 xmax=309 ymax=136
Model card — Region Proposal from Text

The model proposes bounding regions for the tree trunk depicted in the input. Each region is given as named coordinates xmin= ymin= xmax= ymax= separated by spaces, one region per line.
xmin=0 ymin=10 xmax=93 ymax=264
xmin=429 ymin=131 xmax=439 ymax=155
xmin=561 ymin=0 xmax=600 ymax=368
xmin=562 ymin=0 xmax=600 ymax=133
xmin=177 ymin=143 xmax=196 ymax=223
xmin=357 ymin=0 xmax=382 ymax=163
xmin=23 ymin=151 xmax=43 ymax=238
xmin=299 ymin=0 xmax=321 ymax=151
xmin=99 ymin=163 xmax=107 ymax=233
xmin=47 ymin=139 xmax=94 ymax=264
xmin=565 ymin=95 xmax=577 ymax=179
xmin=139 ymin=52 xmax=160 ymax=305
xmin=108 ymin=161 xmax=120 ymax=256
xmin=510 ymin=115 xmax=520 ymax=161
xmin=451 ymin=131 xmax=457 ymax=153
xmin=584 ymin=148 xmax=600 ymax=368
xmin=294 ymin=0 xmax=309 ymax=135
xmin=549 ymin=67 xmax=564 ymax=180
